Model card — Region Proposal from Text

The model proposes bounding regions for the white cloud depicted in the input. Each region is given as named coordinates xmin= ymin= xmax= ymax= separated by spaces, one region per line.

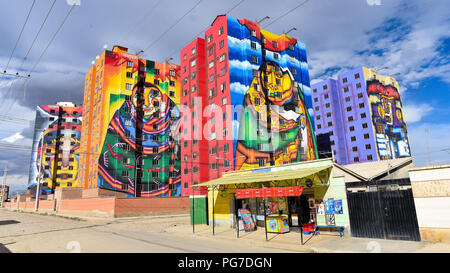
xmin=229 ymin=59 xmax=260 ymax=72
xmin=403 ymin=103 xmax=434 ymax=123
xmin=1 ymin=132 xmax=24 ymax=143
xmin=230 ymin=81 xmax=249 ymax=95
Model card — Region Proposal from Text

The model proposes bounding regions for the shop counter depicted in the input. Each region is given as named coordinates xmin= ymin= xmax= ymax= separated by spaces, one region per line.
xmin=266 ymin=214 xmax=290 ymax=233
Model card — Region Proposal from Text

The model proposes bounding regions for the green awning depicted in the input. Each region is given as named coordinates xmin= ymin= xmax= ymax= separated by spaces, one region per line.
xmin=191 ymin=166 xmax=331 ymax=188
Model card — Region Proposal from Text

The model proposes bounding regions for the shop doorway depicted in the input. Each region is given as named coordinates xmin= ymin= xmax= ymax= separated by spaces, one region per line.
xmin=288 ymin=195 xmax=316 ymax=227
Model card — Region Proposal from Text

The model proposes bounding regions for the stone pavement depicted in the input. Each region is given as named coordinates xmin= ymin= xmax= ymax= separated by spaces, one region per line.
xmin=163 ymin=223 xmax=450 ymax=253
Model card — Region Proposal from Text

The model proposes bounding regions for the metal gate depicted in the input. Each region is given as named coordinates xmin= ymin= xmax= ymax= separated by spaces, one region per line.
xmin=346 ymin=179 xmax=421 ymax=241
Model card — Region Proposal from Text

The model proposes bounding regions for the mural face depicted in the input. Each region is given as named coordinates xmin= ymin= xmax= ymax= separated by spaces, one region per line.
xmin=366 ymin=79 xmax=410 ymax=159
xmin=97 ymin=51 xmax=181 ymax=197
xmin=227 ymin=17 xmax=317 ymax=170
xmin=28 ymin=105 xmax=82 ymax=191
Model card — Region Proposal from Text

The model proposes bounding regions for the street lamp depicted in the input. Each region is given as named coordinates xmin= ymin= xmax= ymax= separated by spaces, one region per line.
xmin=284 ymin=27 xmax=297 ymax=36
xmin=257 ymin=16 xmax=270 ymax=25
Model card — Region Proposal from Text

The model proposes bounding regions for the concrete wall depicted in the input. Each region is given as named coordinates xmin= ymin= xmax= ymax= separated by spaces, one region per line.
xmin=114 ymin=197 xmax=189 ymax=217
xmin=409 ymin=165 xmax=450 ymax=242
xmin=3 ymin=196 xmax=190 ymax=218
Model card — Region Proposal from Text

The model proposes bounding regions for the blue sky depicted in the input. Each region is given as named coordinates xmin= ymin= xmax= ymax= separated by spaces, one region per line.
xmin=0 ymin=0 xmax=449 ymax=191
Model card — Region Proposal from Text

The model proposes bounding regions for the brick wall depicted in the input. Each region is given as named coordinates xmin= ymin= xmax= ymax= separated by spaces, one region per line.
xmin=114 ymin=197 xmax=190 ymax=217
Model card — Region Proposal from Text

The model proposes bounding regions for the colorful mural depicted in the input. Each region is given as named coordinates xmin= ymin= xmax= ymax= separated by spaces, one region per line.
xmin=28 ymin=104 xmax=82 ymax=190
xmin=366 ymin=78 xmax=410 ymax=159
xmin=96 ymin=50 xmax=181 ymax=197
xmin=227 ymin=17 xmax=318 ymax=170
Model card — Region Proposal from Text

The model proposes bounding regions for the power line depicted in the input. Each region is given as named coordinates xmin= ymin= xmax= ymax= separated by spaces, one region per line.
xmin=118 ymin=0 xmax=164 ymax=48
xmin=265 ymin=0 xmax=310 ymax=28
xmin=141 ymin=0 xmax=204 ymax=55
xmin=4 ymin=3 xmax=77 ymax=116
xmin=164 ymin=0 xmax=246 ymax=61
xmin=1 ymin=0 xmax=36 ymax=75
xmin=27 ymin=3 xmax=77 ymax=76
xmin=16 ymin=0 xmax=57 ymax=73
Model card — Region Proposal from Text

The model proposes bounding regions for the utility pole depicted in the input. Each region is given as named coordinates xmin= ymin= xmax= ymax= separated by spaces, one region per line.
xmin=1 ymin=165 xmax=7 ymax=207
xmin=35 ymin=132 xmax=44 ymax=211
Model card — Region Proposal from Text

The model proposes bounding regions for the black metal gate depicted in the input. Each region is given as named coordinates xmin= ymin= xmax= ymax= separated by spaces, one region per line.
xmin=346 ymin=179 xmax=421 ymax=241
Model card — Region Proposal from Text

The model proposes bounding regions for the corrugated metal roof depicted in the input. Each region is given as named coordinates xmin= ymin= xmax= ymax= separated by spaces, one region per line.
xmin=191 ymin=166 xmax=331 ymax=187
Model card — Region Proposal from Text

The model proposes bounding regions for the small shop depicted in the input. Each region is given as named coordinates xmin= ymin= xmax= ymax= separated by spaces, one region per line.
xmin=191 ymin=158 xmax=351 ymax=243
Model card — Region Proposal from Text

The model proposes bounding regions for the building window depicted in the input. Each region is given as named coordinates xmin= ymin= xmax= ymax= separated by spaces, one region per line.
xmin=354 ymin=157 xmax=359 ymax=162
xmin=127 ymin=61 xmax=133 ymax=67
xmin=126 ymin=72 xmax=133 ymax=78
xmin=272 ymin=41 xmax=278 ymax=48
xmin=367 ymin=155 xmax=373 ymax=160
xmin=218 ymin=27 xmax=223 ymax=35
xmin=317 ymin=124 xmax=322 ymax=129
xmin=348 ymin=116 xmax=354 ymax=122
xmin=366 ymin=144 xmax=371 ymax=150
xmin=351 ymin=136 xmax=356 ymax=142
xmin=251 ymin=55 xmax=258 ymax=64
xmin=191 ymin=48 xmax=196 ymax=55
xmin=126 ymin=83 xmax=133 ymax=90
xmin=325 ymin=103 xmax=330 ymax=108
xmin=327 ymin=121 xmax=333 ymax=127
xmin=344 ymin=87 xmax=349 ymax=93
xmin=208 ymin=35 xmax=213 ymax=43
xmin=364 ymin=133 xmax=370 ymax=139
xmin=313 ymin=88 xmax=317 ymax=93
xmin=356 ymin=83 xmax=362 ymax=89
xmin=324 ymin=93 xmax=329 ymax=99
xmin=343 ymin=77 xmax=348 ymax=83
xmin=219 ymin=40 xmax=224 ymax=48
xmin=361 ymin=113 xmax=366 ymax=118
xmin=358 ymin=92 xmax=363 ymax=99
xmin=251 ymin=41 xmax=257 ymax=50
xmin=274 ymin=52 xmax=279 ymax=60
xmin=345 ymin=97 xmax=350 ymax=102
xmin=209 ymin=61 xmax=214 ymax=69
xmin=323 ymin=84 xmax=328 ymax=90
xmin=355 ymin=73 xmax=360 ymax=79
xmin=316 ymin=115 xmax=321 ymax=120
xmin=347 ymin=106 xmax=352 ymax=112
xmin=258 ymin=158 xmax=266 ymax=167
xmin=349 ymin=126 xmax=355 ymax=132
xmin=359 ymin=103 xmax=365 ymax=109
xmin=362 ymin=123 xmax=368 ymax=129
xmin=352 ymin=147 xmax=358 ymax=152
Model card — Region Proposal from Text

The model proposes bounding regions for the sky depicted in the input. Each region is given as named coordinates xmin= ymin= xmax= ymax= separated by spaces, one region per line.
xmin=0 ymin=0 xmax=449 ymax=192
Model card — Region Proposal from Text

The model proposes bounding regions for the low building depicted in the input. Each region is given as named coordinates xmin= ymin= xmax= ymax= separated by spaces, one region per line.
xmin=409 ymin=165 xmax=450 ymax=243
xmin=193 ymin=157 xmax=420 ymax=241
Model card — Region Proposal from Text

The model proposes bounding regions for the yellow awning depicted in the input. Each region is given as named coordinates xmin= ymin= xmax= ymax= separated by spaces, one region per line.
xmin=191 ymin=166 xmax=331 ymax=188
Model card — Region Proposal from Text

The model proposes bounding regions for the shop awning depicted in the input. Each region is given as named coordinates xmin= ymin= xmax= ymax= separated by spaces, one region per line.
xmin=191 ymin=166 xmax=331 ymax=188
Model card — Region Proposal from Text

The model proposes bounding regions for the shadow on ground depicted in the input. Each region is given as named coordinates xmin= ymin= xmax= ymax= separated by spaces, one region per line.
xmin=0 ymin=220 xmax=20 ymax=226
xmin=0 ymin=244 xmax=12 ymax=253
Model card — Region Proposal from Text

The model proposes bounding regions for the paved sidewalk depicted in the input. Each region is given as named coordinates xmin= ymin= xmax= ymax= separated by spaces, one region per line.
xmin=163 ymin=223 xmax=450 ymax=253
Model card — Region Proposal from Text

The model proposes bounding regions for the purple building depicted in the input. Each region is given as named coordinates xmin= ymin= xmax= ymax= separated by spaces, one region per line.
xmin=311 ymin=67 xmax=411 ymax=165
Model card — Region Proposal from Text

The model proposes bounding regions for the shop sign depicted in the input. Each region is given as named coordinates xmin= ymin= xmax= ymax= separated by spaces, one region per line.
xmin=238 ymin=209 xmax=255 ymax=232
xmin=235 ymin=186 xmax=303 ymax=199
xmin=325 ymin=198 xmax=335 ymax=214
xmin=334 ymin=199 xmax=343 ymax=214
